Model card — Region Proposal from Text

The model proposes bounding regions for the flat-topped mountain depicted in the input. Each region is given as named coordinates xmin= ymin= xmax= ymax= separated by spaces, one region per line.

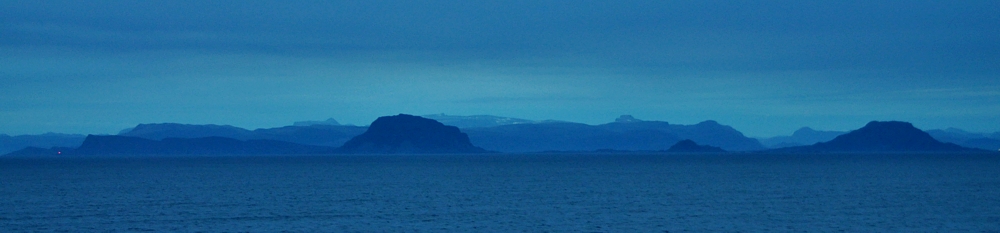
xmin=667 ymin=139 xmax=726 ymax=153
xmin=337 ymin=114 xmax=487 ymax=154
xmin=775 ymin=121 xmax=977 ymax=152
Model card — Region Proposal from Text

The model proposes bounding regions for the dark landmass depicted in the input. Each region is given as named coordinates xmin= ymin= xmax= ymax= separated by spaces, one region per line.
xmin=772 ymin=121 xmax=980 ymax=152
xmin=119 ymin=123 xmax=366 ymax=148
xmin=759 ymin=127 xmax=845 ymax=148
xmin=422 ymin=114 xmax=535 ymax=128
xmin=926 ymin=128 xmax=1000 ymax=151
xmin=5 ymin=135 xmax=338 ymax=157
xmin=293 ymin=118 xmax=341 ymax=126
xmin=667 ymin=139 xmax=726 ymax=152
xmin=0 ymin=133 xmax=86 ymax=155
xmin=463 ymin=115 xmax=763 ymax=153
xmin=338 ymin=114 xmax=487 ymax=154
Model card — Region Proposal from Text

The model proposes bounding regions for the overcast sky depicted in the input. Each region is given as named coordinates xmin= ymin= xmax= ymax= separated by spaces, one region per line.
xmin=2 ymin=0 xmax=999 ymax=137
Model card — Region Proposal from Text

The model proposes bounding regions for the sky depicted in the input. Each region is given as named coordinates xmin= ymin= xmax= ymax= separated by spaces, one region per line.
xmin=2 ymin=0 xmax=999 ymax=137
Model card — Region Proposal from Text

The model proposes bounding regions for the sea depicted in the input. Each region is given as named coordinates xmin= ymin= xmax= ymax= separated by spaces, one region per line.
xmin=2 ymin=153 xmax=999 ymax=232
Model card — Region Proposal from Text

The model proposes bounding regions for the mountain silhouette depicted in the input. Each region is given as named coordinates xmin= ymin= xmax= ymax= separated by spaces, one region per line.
xmin=3 ymin=135 xmax=338 ymax=157
xmin=667 ymin=139 xmax=726 ymax=152
xmin=0 ymin=133 xmax=85 ymax=155
xmin=338 ymin=114 xmax=487 ymax=154
xmin=759 ymin=127 xmax=845 ymax=148
xmin=774 ymin=121 xmax=978 ymax=152
xmin=251 ymin=125 xmax=367 ymax=147
xmin=121 ymin=123 xmax=254 ymax=140
xmin=119 ymin=123 xmax=366 ymax=148
xmin=926 ymin=128 xmax=1000 ymax=151
xmin=463 ymin=115 xmax=763 ymax=152
xmin=422 ymin=114 xmax=535 ymax=128
xmin=293 ymin=118 xmax=342 ymax=126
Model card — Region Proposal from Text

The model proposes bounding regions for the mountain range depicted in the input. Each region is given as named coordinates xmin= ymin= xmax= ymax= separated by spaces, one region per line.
xmin=758 ymin=127 xmax=846 ymax=148
xmin=0 ymin=133 xmax=86 ymax=155
xmin=2 ymin=114 xmax=995 ymax=156
xmin=462 ymin=116 xmax=763 ymax=152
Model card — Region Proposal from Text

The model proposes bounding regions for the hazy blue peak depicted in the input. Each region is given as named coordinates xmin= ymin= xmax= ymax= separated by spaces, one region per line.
xmin=791 ymin=127 xmax=844 ymax=137
xmin=793 ymin=127 xmax=817 ymax=135
xmin=422 ymin=114 xmax=535 ymax=128
xmin=293 ymin=118 xmax=341 ymax=126
xmin=615 ymin=115 xmax=642 ymax=123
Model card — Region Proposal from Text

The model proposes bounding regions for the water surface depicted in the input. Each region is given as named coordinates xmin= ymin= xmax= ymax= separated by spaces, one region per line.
xmin=2 ymin=153 xmax=998 ymax=232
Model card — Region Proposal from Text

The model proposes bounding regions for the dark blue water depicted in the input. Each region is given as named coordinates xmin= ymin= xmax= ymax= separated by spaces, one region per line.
xmin=2 ymin=153 xmax=999 ymax=232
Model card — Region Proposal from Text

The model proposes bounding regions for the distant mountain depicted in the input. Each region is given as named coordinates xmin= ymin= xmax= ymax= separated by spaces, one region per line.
xmin=338 ymin=114 xmax=486 ymax=154
xmin=774 ymin=121 xmax=978 ymax=152
xmin=926 ymin=128 xmax=1000 ymax=151
xmin=251 ymin=125 xmax=367 ymax=148
xmin=5 ymin=135 xmax=338 ymax=157
xmin=759 ymin=127 xmax=845 ymax=148
xmin=422 ymin=114 xmax=535 ymax=128
xmin=118 ymin=123 xmax=366 ymax=148
xmin=464 ymin=121 xmax=678 ymax=153
xmin=121 ymin=123 xmax=254 ymax=140
xmin=463 ymin=115 xmax=763 ymax=152
xmin=603 ymin=119 xmax=762 ymax=151
xmin=293 ymin=118 xmax=341 ymax=126
xmin=0 ymin=133 xmax=86 ymax=155
xmin=667 ymin=139 xmax=726 ymax=153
